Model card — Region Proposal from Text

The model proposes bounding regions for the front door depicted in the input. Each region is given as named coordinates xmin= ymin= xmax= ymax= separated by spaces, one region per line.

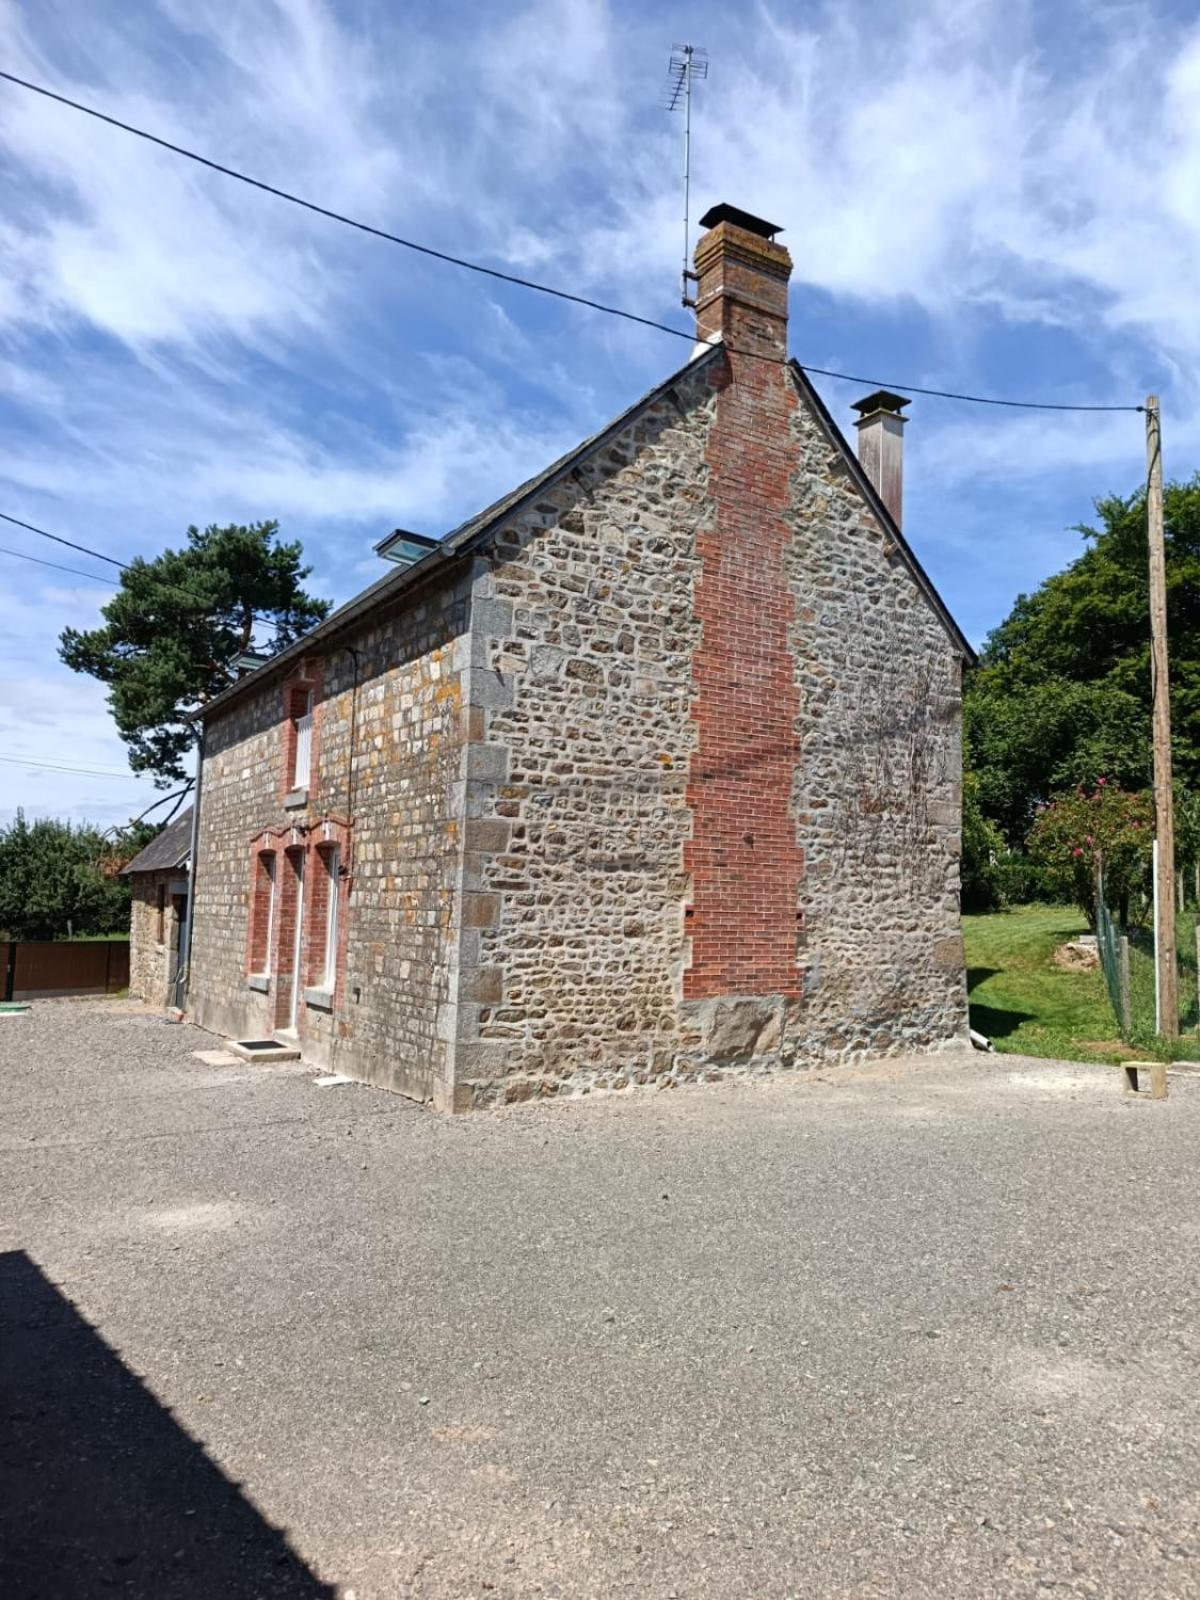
xmin=288 ymin=851 xmax=305 ymax=1031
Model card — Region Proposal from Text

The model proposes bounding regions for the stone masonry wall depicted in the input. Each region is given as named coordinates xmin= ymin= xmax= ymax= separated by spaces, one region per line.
xmin=449 ymin=358 xmax=967 ymax=1106
xmin=449 ymin=363 xmax=718 ymax=1106
xmin=784 ymin=387 xmax=969 ymax=1058
xmin=328 ymin=579 xmax=471 ymax=1103
xmin=128 ymin=869 xmax=180 ymax=1008
xmin=190 ymin=570 xmax=471 ymax=1101
xmin=190 ymin=363 xmax=966 ymax=1110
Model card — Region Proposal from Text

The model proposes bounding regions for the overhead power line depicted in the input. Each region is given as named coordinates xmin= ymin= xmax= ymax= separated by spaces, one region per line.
xmin=101 ymin=782 xmax=193 ymax=836
xmin=0 ymin=509 xmax=280 ymax=630
xmin=0 ymin=508 xmax=126 ymax=568
xmin=0 ymin=542 xmax=118 ymax=585
xmin=0 ymin=752 xmax=147 ymax=779
xmin=0 ymin=70 xmax=685 ymax=343
xmin=793 ymin=366 xmax=1140 ymax=414
xmin=0 ymin=68 xmax=1143 ymax=416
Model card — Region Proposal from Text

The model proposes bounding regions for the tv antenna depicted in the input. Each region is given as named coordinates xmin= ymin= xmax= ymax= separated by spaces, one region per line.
xmin=664 ymin=43 xmax=708 ymax=307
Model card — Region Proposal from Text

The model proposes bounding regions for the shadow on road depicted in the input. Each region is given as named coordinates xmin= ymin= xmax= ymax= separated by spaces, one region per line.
xmin=0 ymin=1249 xmax=334 ymax=1599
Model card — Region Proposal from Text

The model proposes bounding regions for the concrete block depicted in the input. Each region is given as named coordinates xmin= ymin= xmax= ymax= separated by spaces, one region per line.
xmin=463 ymin=817 xmax=511 ymax=854
xmin=682 ymin=995 xmax=784 ymax=1062
xmin=472 ymin=597 xmax=515 ymax=640
xmin=227 ymin=1038 xmax=301 ymax=1064
xmin=469 ymin=671 xmax=515 ymax=712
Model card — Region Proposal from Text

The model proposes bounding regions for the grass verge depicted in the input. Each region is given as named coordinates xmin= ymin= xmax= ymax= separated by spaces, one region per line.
xmin=964 ymin=903 xmax=1200 ymax=1065
xmin=964 ymin=905 xmax=1124 ymax=1064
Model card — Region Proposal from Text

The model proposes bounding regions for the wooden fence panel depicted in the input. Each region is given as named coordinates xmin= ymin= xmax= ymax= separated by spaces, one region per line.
xmin=9 ymin=941 xmax=130 ymax=1000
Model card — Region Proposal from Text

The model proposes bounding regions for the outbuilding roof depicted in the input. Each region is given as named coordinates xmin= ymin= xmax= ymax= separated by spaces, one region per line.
xmin=121 ymin=807 xmax=193 ymax=875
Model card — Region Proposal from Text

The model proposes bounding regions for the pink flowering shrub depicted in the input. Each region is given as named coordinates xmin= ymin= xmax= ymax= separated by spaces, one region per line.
xmin=1026 ymin=780 xmax=1154 ymax=929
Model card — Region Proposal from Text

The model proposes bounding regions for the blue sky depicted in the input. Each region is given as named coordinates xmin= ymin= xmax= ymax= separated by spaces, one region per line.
xmin=2 ymin=0 xmax=1199 ymax=827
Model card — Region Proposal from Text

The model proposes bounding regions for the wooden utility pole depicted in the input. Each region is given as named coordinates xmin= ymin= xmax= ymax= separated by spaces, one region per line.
xmin=1146 ymin=395 xmax=1179 ymax=1038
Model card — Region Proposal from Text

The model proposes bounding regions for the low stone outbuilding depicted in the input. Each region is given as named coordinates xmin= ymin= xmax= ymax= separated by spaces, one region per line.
xmin=188 ymin=203 xmax=975 ymax=1109
xmin=123 ymin=808 xmax=191 ymax=1009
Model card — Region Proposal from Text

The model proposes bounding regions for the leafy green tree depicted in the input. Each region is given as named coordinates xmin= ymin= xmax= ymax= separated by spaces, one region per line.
xmin=966 ymin=474 xmax=1200 ymax=842
xmin=961 ymin=772 xmax=1007 ymax=911
xmin=60 ymin=522 xmax=330 ymax=786
xmin=1026 ymin=780 xmax=1154 ymax=930
xmin=0 ymin=812 xmax=139 ymax=940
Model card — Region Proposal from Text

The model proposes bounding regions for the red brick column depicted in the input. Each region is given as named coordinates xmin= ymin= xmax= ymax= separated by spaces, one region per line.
xmin=683 ymin=220 xmax=805 ymax=1000
xmin=244 ymin=847 xmax=276 ymax=976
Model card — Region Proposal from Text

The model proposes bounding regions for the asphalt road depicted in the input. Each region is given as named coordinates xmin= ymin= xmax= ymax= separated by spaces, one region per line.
xmin=2 ymin=1000 xmax=1198 ymax=1598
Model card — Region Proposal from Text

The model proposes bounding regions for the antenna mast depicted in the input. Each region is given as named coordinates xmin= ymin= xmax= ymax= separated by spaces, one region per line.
xmin=664 ymin=43 xmax=708 ymax=307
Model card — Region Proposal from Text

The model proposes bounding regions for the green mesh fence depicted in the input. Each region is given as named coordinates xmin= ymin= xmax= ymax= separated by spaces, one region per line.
xmin=1096 ymin=868 xmax=1200 ymax=1044
xmin=1095 ymin=874 xmax=1130 ymax=1040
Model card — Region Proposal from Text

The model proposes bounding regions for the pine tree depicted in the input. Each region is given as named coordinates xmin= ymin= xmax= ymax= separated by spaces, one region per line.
xmin=60 ymin=521 xmax=329 ymax=785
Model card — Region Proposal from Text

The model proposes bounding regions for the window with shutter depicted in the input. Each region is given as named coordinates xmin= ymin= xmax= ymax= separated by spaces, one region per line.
xmin=293 ymin=690 xmax=313 ymax=788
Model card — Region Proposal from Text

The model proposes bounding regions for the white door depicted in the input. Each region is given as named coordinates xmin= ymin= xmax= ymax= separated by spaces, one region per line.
xmin=288 ymin=852 xmax=305 ymax=1030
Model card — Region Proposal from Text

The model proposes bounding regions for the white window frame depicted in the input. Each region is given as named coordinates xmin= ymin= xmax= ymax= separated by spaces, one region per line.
xmin=293 ymin=689 xmax=313 ymax=788
xmin=322 ymin=846 xmax=340 ymax=990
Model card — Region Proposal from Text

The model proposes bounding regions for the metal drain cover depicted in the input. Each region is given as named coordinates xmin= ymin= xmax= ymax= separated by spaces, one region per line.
xmin=227 ymin=1038 xmax=301 ymax=1064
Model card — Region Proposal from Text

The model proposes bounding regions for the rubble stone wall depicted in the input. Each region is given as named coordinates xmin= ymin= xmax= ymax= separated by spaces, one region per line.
xmin=783 ymin=388 xmax=969 ymax=1060
xmin=128 ymin=868 xmax=179 ymax=1008
xmin=451 ymin=359 xmax=968 ymax=1106
xmin=451 ymin=363 xmax=718 ymax=1105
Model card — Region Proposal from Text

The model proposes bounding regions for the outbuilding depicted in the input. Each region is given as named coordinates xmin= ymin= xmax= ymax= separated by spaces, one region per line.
xmin=122 ymin=807 xmax=192 ymax=1009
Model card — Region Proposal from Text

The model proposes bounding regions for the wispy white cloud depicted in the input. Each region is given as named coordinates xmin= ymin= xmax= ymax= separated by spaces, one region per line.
xmin=2 ymin=0 xmax=1200 ymax=817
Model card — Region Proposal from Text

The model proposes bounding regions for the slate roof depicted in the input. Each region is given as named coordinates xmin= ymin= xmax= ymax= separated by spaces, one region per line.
xmin=121 ymin=807 xmax=193 ymax=875
xmin=201 ymin=346 xmax=725 ymax=719
xmin=202 ymin=342 xmax=973 ymax=720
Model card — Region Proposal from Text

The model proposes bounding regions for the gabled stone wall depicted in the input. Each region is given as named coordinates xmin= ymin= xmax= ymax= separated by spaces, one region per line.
xmin=783 ymin=391 xmax=969 ymax=1060
xmin=449 ymin=358 xmax=967 ymax=1105
xmin=188 ymin=357 xmax=967 ymax=1110
xmin=450 ymin=362 xmax=718 ymax=1105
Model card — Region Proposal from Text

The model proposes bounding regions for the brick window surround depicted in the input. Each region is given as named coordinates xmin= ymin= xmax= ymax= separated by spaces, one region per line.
xmin=245 ymin=847 xmax=277 ymax=977
xmin=304 ymin=842 xmax=343 ymax=1001
xmin=273 ymin=846 xmax=307 ymax=1030
xmin=279 ymin=659 xmax=323 ymax=802
xmin=246 ymin=817 xmax=352 ymax=1025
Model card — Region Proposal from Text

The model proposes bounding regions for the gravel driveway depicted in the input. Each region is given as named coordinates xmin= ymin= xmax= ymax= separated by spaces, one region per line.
xmin=2 ymin=999 xmax=1199 ymax=1599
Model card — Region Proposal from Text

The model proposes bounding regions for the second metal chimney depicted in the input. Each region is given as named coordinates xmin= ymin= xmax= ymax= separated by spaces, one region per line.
xmin=851 ymin=390 xmax=909 ymax=527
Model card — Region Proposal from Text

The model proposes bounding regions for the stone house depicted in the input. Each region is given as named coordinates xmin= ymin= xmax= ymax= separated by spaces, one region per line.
xmin=123 ymin=807 xmax=192 ymax=1009
xmin=188 ymin=204 xmax=974 ymax=1110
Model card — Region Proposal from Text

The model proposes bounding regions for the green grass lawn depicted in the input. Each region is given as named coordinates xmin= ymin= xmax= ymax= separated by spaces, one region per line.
xmin=964 ymin=903 xmax=1200 ymax=1064
xmin=964 ymin=904 xmax=1125 ymax=1063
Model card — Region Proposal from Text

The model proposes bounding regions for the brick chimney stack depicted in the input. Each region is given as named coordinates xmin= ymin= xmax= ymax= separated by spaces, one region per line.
xmin=693 ymin=203 xmax=792 ymax=359
xmin=683 ymin=205 xmax=805 ymax=1004
xmin=851 ymin=390 xmax=909 ymax=527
